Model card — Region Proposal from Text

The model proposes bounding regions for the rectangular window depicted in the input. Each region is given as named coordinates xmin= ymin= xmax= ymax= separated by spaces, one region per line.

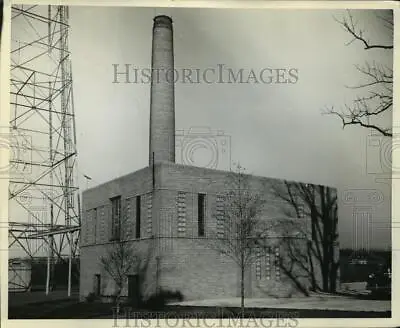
xmin=298 ymin=203 xmax=305 ymax=218
xmin=99 ymin=206 xmax=105 ymax=242
xmin=216 ymin=194 xmax=225 ymax=238
xmin=126 ymin=200 xmax=132 ymax=238
xmin=110 ymin=196 xmax=121 ymax=241
xmin=84 ymin=210 xmax=90 ymax=245
xmin=136 ymin=195 xmax=141 ymax=239
xmin=198 ymin=193 xmax=206 ymax=237
xmin=177 ymin=191 xmax=186 ymax=235
xmin=255 ymin=247 xmax=261 ymax=280
xmin=265 ymin=247 xmax=271 ymax=280
xmin=274 ymin=246 xmax=281 ymax=281
xmin=146 ymin=193 xmax=153 ymax=236
xmin=93 ymin=208 xmax=97 ymax=243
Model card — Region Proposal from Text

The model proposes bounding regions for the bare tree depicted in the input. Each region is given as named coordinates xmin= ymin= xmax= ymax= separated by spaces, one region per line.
xmin=272 ymin=181 xmax=339 ymax=293
xmin=325 ymin=10 xmax=393 ymax=137
xmin=100 ymin=241 xmax=139 ymax=305
xmin=209 ymin=164 xmax=266 ymax=316
xmin=100 ymin=201 xmax=154 ymax=307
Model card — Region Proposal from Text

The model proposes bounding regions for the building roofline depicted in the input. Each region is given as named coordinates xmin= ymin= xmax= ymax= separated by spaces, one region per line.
xmin=82 ymin=161 xmax=337 ymax=194
xmin=160 ymin=161 xmax=337 ymax=190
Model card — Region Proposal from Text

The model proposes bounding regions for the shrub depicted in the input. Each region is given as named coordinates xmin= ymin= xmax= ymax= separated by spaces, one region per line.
xmin=85 ymin=292 xmax=98 ymax=303
xmin=139 ymin=289 xmax=183 ymax=310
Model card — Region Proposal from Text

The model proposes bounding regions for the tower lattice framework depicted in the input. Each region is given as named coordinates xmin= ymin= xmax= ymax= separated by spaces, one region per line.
xmin=8 ymin=4 xmax=80 ymax=294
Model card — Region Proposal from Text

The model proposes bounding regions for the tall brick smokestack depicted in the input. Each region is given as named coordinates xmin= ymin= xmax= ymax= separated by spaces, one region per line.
xmin=149 ymin=15 xmax=175 ymax=166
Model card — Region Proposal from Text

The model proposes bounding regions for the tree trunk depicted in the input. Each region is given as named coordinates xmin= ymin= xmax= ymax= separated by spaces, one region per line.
xmin=329 ymin=262 xmax=338 ymax=293
xmin=328 ymin=238 xmax=337 ymax=293
xmin=307 ymin=242 xmax=317 ymax=291
xmin=115 ymin=284 xmax=122 ymax=306
xmin=321 ymin=264 xmax=329 ymax=292
xmin=241 ymin=257 xmax=245 ymax=318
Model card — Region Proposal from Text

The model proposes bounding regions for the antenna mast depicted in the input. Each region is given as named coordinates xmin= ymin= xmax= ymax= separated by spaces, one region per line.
xmin=8 ymin=5 xmax=80 ymax=295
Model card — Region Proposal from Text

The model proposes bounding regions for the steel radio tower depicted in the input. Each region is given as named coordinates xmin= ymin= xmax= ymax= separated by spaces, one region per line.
xmin=8 ymin=4 xmax=80 ymax=296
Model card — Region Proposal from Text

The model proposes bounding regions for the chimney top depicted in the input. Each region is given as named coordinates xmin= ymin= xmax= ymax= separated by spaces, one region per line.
xmin=153 ymin=15 xmax=173 ymax=29
xmin=149 ymin=14 xmax=175 ymax=166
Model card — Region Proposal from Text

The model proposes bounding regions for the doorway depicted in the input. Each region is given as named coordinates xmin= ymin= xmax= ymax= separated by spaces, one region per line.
xmin=94 ymin=274 xmax=101 ymax=296
xmin=128 ymin=275 xmax=140 ymax=304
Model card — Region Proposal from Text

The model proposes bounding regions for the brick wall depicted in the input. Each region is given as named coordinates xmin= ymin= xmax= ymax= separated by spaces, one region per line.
xmin=81 ymin=166 xmax=153 ymax=247
xmin=80 ymin=162 xmax=338 ymax=301
xmin=79 ymin=239 xmax=158 ymax=301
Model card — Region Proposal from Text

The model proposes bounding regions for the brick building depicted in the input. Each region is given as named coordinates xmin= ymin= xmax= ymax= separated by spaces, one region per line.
xmin=79 ymin=15 xmax=338 ymax=302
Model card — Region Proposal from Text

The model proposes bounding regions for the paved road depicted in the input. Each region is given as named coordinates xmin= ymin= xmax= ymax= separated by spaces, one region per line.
xmin=170 ymin=295 xmax=391 ymax=313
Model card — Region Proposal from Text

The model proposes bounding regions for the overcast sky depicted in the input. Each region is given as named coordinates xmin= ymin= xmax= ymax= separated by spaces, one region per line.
xmin=65 ymin=7 xmax=394 ymax=250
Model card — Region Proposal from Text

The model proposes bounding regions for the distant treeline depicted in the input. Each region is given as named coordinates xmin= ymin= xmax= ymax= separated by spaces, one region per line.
xmin=341 ymin=248 xmax=391 ymax=262
xmin=30 ymin=258 xmax=80 ymax=291
xmin=340 ymin=248 xmax=391 ymax=283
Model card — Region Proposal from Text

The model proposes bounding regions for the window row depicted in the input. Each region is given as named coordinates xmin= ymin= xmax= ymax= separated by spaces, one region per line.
xmin=82 ymin=194 xmax=146 ymax=245
xmin=83 ymin=192 xmax=231 ymax=244
xmin=105 ymin=192 xmax=207 ymax=241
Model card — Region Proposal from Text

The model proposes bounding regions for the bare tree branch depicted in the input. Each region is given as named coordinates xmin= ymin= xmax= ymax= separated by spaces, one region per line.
xmin=324 ymin=106 xmax=392 ymax=137
xmin=326 ymin=10 xmax=393 ymax=137
xmin=271 ymin=181 xmax=339 ymax=293
xmin=334 ymin=9 xmax=393 ymax=50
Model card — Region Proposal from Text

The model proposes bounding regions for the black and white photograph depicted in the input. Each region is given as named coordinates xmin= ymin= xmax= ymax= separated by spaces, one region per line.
xmin=2 ymin=2 xmax=397 ymax=325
